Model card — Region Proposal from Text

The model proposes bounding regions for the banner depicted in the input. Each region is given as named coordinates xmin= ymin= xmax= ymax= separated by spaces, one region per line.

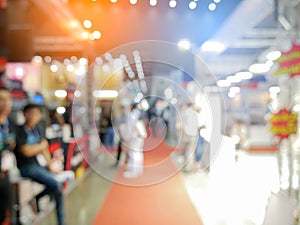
xmin=268 ymin=108 xmax=297 ymax=140
xmin=274 ymin=43 xmax=300 ymax=77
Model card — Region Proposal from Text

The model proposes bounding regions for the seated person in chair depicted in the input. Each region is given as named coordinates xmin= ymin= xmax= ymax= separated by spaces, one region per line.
xmin=14 ymin=103 xmax=66 ymax=225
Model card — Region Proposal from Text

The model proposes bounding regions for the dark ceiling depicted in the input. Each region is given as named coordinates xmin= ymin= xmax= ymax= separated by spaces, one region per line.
xmin=66 ymin=0 xmax=244 ymax=54
xmin=3 ymin=0 xmax=283 ymax=83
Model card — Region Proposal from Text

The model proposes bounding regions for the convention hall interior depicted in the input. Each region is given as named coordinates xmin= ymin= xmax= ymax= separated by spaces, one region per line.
xmin=1 ymin=0 xmax=300 ymax=224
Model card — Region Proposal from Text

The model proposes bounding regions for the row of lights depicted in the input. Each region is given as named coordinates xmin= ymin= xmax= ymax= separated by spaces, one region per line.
xmin=79 ymin=0 xmax=223 ymax=41
xmin=105 ymin=0 xmax=221 ymax=11
xmin=216 ymin=50 xmax=282 ymax=88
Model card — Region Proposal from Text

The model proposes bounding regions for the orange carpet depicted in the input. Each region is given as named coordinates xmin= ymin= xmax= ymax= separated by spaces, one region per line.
xmin=92 ymin=137 xmax=203 ymax=225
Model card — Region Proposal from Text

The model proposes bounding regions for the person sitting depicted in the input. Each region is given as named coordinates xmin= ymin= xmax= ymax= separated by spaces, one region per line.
xmin=0 ymin=87 xmax=17 ymax=224
xmin=14 ymin=103 xmax=66 ymax=225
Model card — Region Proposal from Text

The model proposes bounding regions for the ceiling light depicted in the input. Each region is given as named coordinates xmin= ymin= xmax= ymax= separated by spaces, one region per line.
xmin=208 ymin=3 xmax=216 ymax=11
xmin=226 ymin=75 xmax=241 ymax=83
xmin=189 ymin=1 xmax=197 ymax=10
xmin=79 ymin=58 xmax=88 ymax=66
xmin=66 ymin=64 xmax=74 ymax=72
xmin=69 ymin=20 xmax=80 ymax=28
xmin=55 ymin=90 xmax=67 ymax=98
xmin=130 ymin=0 xmax=138 ymax=5
xmin=102 ymin=64 xmax=110 ymax=72
xmin=93 ymin=90 xmax=119 ymax=98
xmin=32 ymin=56 xmax=43 ymax=63
xmin=235 ymin=71 xmax=253 ymax=80
xmin=169 ymin=0 xmax=176 ymax=8
xmin=44 ymin=56 xmax=52 ymax=63
xmin=178 ymin=40 xmax=191 ymax=50
xmin=217 ymin=79 xmax=231 ymax=87
xmin=50 ymin=64 xmax=58 ymax=73
xmin=201 ymin=41 xmax=225 ymax=53
xmin=149 ymin=0 xmax=157 ymax=6
xmin=81 ymin=31 xmax=89 ymax=40
xmin=96 ymin=57 xmax=103 ymax=65
xmin=74 ymin=90 xmax=81 ymax=98
xmin=56 ymin=107 xmax=66 ymax=114
xmin=249 ymin=63 xmax=270 ymax=74
xmin=110 ymin=0 xmax=118 ymax=3
xmin=83 ymin=20 xmax=92 ymax=29
xmin=214 ymin=0 xmax=221 ymax=3
xmin=93 ymin=30 xmax=101 ymax=39
xmin=266 ymin=50 xmax=281 ymax=61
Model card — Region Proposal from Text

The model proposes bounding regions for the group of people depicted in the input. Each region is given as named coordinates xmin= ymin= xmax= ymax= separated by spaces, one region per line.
xmin=101 ymin=100 xmax=207 ymax=177
xmin=0 ymin=87 xmax=66 ymax=225
xmin=100 ymin=103 xmax=147 ymax=178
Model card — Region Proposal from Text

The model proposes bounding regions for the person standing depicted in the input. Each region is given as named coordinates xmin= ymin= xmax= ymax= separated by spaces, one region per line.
xmin=0 ymin=87 xmax=17 ymax=224
xmin=102 ymin=113 xmax=114 ymax=153
xmin=15 ymin=103 xmax=66 ymax=225
xmin=114 ymin=105 xmax=128 ymax=167
xmin=180 ymin=102 xmax=199 ymax=172
xmin=122 ymin=104 xmax=146 ymax=178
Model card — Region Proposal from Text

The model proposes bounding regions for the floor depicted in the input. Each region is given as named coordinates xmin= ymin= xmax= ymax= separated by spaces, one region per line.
xmin=33 ymin=148 xmax=286 ymax=225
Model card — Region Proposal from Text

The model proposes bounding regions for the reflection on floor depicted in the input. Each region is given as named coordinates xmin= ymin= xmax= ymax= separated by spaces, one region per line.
xmin=184 ymin=151 xmax=280 ymax=225
xmin=38 ymin=151 xmax=280 ymax=225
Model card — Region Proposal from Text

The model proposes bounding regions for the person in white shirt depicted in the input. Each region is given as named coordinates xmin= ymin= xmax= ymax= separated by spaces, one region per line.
xmin=179 ymin=102 xmax=199 ymax=172
xmin=121 ymin=104 xmax=146 ymax=178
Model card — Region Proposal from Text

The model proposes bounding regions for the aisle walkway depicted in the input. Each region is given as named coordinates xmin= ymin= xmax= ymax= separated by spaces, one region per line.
xmin=92 ymin=138 xmax=203 ymax=225
xmin=39 ymin=139 xmax=281 ymax=225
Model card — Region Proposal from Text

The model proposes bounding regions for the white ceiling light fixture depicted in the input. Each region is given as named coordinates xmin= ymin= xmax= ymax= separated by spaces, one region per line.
xmin=169 ymin=0 xmax=176 ymax=8
xmin=102 ymin=64 xmax=110 ymax=73
xmin=178 ymin=39 xmax=191 ymax=50
xmin=92 ymin=30 xmax=101 ymax=40
xmin=130 ymin=0 xmax=138 ymax=5
xmin=189 ymin=1 xmax=197 ymax=10
xmin=149 ymin=0 xmax=157 ymax=6
xmin=44 ymin=56 xmax=52 ymax=63
xmin=93 ymin=90 xmax=119 ymax=98
xmin=217 ymin=79 xmax=231 ymax=87
xmin=266 ymin=50 xmax=281 ymax=61
xmin=83 ymin=19 xmax=92 ymax=29
xmin=55 ymin=90 xmax=67 ymax=98
xmin=66 ymin=64 xmax=74 ymax=72
xmin=110 ymin=0 xmax=118 ymax=3
xmin=235 ymin=71 xmax=253 ymax=80
xmin=226 ymin=75 xmax=241 ymax=83
xmin=201 ymin=40 xmax=225 ymax=53
xmin=56 ymin=107 xmax=66 ymax=114
xmin=50 ymin=64 xmax=59 ymax=73
xmin=214 ymin=0 xmax=221 ymax=3
xmin=249 ymin=63 xmax=271 ymax=74
xmin=208 ymin=3 xmax=216 ymax=11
